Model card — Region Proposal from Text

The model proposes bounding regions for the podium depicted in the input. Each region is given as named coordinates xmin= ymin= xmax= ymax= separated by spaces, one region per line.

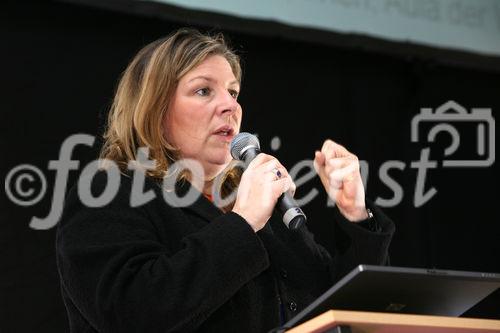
xmin=286 ymin=310 xmax=500 ymax=333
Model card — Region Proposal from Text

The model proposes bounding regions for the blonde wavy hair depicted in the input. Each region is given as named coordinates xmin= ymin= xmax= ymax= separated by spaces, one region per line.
xmin=99 ymin=28 xmax=243 ymax=199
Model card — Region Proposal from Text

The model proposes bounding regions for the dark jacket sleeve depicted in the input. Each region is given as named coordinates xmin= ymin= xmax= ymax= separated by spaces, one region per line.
xmin=282 ymin=200 xmax=395 ymax=284
xmin=56 ymin=174 xmax=269 ymax=333
xmin=330 ymin=200 xmax=395 ymax=278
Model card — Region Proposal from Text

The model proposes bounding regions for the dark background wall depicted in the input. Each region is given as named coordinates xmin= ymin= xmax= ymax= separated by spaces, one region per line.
xmin=1 ymin=1 xmax=499 ymax=332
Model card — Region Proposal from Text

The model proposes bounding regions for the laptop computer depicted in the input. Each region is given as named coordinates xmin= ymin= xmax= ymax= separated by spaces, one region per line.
xmin=284 ymin=265 xmax=500 ymax=329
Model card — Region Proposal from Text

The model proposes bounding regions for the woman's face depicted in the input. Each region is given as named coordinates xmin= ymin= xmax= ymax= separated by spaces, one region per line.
xmin=163 ymin=55 xmax=242 ymax=178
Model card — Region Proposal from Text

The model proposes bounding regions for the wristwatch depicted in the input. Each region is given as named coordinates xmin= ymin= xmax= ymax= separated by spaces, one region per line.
xmin=358 ymin=208 xmax=380 ymax=232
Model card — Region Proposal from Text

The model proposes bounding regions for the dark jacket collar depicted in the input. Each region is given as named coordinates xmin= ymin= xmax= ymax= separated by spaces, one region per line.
xmin=120 ymin=169 xmax=225 ymax=223
xmin=175 ymin=179 xmax=224 ymax=222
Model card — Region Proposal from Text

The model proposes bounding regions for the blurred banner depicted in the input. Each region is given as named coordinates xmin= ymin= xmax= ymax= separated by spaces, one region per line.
xmin=146 ymin=0 xmax=500 ymax=57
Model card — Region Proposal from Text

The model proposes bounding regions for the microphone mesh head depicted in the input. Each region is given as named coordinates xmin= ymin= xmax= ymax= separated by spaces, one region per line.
xmin=230 ymin=132 xmax=260 ymax=160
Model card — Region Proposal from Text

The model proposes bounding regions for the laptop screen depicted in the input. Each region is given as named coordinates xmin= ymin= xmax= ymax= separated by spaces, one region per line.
xmin=284 ymin=265 xmax=500 ymax=329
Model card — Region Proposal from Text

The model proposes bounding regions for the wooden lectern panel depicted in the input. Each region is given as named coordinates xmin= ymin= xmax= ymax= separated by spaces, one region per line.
xmin=286 ymin=310 xmax=500 ymax=333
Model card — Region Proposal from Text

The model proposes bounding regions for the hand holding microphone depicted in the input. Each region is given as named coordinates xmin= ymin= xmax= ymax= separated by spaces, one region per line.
xmin=230 ymin=133 xmax=306 ymax=232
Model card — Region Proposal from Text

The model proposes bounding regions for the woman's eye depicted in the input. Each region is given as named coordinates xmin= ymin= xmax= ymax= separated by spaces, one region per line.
xmin=195 ymin=87 xmax=211 ymax=96
xmin=229 ymin=89 xmax=239 ymax=99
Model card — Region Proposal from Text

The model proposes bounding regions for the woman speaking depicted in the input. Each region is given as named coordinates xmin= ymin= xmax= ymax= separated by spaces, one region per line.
xmin=56 ymin=28 xmax=394 ymax=333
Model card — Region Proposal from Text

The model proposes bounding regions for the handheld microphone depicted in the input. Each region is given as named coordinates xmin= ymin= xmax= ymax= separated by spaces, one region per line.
xmin=230 ymin=132 xmax=306 ymax=230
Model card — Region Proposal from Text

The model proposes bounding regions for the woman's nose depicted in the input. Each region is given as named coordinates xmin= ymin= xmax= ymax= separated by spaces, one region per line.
xmin=217 ymin=90 xmax=238 ymax=115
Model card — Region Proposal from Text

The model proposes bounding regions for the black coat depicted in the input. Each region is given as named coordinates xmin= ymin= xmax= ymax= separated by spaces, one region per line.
xmin=56 ymin=171 xmax=394 ymax=333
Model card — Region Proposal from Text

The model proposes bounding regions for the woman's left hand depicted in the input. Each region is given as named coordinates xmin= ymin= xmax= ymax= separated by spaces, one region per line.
xmin=313 ymin=139 xmax=368 ymax=222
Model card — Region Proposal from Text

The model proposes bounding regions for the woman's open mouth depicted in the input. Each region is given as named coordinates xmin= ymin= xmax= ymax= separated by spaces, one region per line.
xmin=213 ymin=125 xmax=235 ymax=141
